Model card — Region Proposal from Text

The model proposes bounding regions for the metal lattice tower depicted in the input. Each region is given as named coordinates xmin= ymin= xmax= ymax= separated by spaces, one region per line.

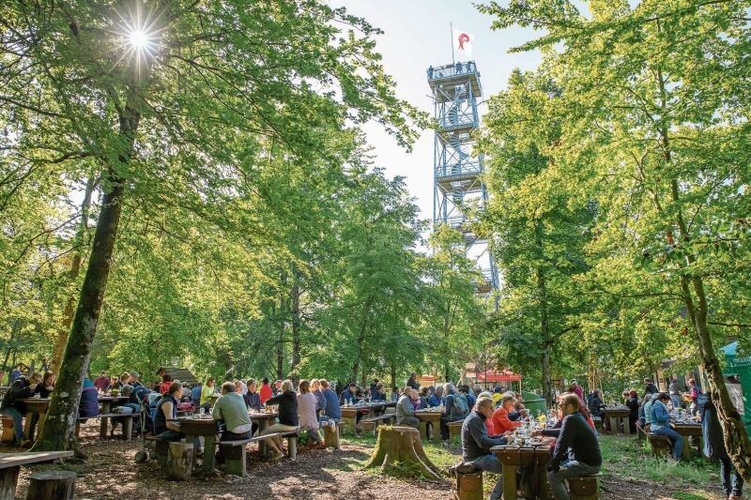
xmin=427 ymin=61 xmax=499 ymax=293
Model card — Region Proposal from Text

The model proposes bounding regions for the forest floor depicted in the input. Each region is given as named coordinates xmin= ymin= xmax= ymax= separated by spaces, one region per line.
xmin=9 ymin=423 xmax=731 ymax=500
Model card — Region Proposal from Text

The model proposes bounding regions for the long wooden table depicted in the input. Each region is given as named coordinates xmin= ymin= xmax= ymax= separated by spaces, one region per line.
xmin=671 ymin=421 xmax=703 ymax=459
xmin=603 ymin=405 xmax=631 ymax=435
xmin=19 ymin=398 xmax=50 ymax=441
xmin=175 ymin=417 xmax=218 ymax=475
xmin=248 ymin=411 xmax=278 ymax=455
xmin=414 ymin=410 xmax=442 ymax=442
xmin=491 ymin=438 xmax=555 ymax=500
xmin=0 ymin=451 xmax=73 ymax=500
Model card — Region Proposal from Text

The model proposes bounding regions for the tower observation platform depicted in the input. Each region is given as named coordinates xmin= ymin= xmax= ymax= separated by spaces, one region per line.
xmin=427 ymin=61 xmax=499 ymax=293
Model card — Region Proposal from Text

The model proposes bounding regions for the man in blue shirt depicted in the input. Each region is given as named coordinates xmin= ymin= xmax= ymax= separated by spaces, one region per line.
xmin=319 ymin=379 xmax=341 ymax=422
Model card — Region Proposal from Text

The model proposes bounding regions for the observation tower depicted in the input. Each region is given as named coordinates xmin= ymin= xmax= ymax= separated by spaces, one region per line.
xmin=427 ymin=61 xmax=499 ymax=292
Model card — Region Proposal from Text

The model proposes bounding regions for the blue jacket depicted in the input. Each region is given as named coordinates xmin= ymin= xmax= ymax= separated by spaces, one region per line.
xmin=650 ymin=400 xmax=670 ymax=430
xmin=341 ymin=389 xmax=357 ymax=405
xmin=322 ymin=388 xmax=341 ymax=420
xmin=426 ymin=394 xmax=443 ymax=407
xmin=79 ymin=378 xmax=100 ymax=418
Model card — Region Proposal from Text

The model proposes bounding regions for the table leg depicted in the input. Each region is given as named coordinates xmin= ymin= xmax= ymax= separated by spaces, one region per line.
xmin=536 ymin=463 xmax=550 ymax=500
xmin=203 ymin=434 xmax=216 ymax=474
xmin=100 ymin=402 xmax=111 ymax=438
xmin=430 ymin=419 xmax=441 ymax=442
xmin=0 ymin=465 xmax=20 ymax=499
xmin=256 ymin=420 xmax=269 ymax=456
xmin=503 ymin=464 xmax=518 ymax=500
xmin=23 ymin=411 xmax=33 ymax=441
xmin=419 ymin=420 xmax=429 ymax=441
xmin=682 ymin=436 xmax=691 ymax=459
xmin=608 ymin=417 xmax=617 ymax=435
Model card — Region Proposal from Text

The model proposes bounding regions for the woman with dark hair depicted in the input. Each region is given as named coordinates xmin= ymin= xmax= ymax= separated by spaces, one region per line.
xmin=703 ymin=392 xmax=744 ymax=500
xmin=158 ymin=373 xmax=173 ymax=395
xmin=261 ymin=379 xmax=299 ymax=460
xmin=626 ymin=390 xmax=639 ymax=434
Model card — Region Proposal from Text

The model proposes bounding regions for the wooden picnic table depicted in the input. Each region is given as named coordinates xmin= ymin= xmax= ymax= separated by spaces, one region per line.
xmin=248 ymin=411 xmax=278 ymax=455
xmin=671 ymin=421 xmax=703 ymax=459
xmin=97 ymin=396 xmax=130 ymax=438
xmin=491 ymin=438 xmax=555 ymax=500
xmin=414 ymin=409 xmax=442 ymax=442
xmin=175 ymin=417 xmax=218 ymax=475
xmin=0 ymin=451 xmax=73 ymax=500
xmin=19 ymin=398 xmax=50 ymax=441
xmin=603 ymin=405 xmax=631 ymax=435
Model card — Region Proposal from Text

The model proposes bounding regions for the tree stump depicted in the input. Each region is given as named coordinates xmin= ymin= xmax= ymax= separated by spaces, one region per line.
xmin=323 ymin=423 xmax=340 ymax=449
xmin=26 ymin=470 xmax=76 ymax=500
xmin=364 ymin=425 xmax=440 ymax=479
xmin=0 ymin=416 xmax=14 ymax=443
xmin=164 ymin=441 xmax=193 ymax=481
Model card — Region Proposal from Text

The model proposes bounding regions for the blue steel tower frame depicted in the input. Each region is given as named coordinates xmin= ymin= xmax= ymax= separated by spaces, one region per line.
xmin=427 ymin=61 xmax=499 ymax=292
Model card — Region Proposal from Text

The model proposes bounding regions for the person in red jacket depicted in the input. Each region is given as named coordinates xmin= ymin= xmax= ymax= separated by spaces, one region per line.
xmin=259 ymin=377 xmax=273 ymax=404
xmin=492 ymin=395 xmax=524 ymax=434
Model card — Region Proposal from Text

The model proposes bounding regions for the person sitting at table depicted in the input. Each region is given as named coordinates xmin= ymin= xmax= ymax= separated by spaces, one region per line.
xmin=0 ymin=373 xmax=41 ymax=446
xmin=439 ymin=383 xmax=470 ymax=443
xmin=371 ymin=382 xmax=387 ymax=402
xmin=310 ymin=379 xmax=326 ymax=414
xmin=213 ymin=381 xmax=253 ymax=464
xmin=587 ymin=389 xmax=605 ymax=419
xmin=390 ymin=386 xmax=400 ymax=402
xmin=492 ymin=394 xmax=524 ymax=434
xmin=244 ymin=379 xmax=262 ymax=411
xmin=200 ymin=377 xmax=215 ymax=409
xmin=190 ymin=381 xmax=202 ymax=405
xmin=418 ymin=387 xmax=430 ymax=409
xmin=79 ymin=376 xmax=100 ymax=419
xmin=461 ymin=396 xmax=510 ymax=500
xmin=261 ymin=379 xmax=299 ymax=461
xmin=651 ymin=392 xmax=683 ymax=461
xmin=259 ymin=377 xmax=273 ymax=404
xmin=637 ymin=393 xmax=652 ymax=429
xmin=94 ymin=371 xmax=110 ymax=392
xmin=158 ymin=373 xmax=173 ymax=395
xmin=427 ymin=385 xmax=443 ymax=407
xmin=154 ymin=381 xmax=186 ymax=442
xmin=273 ymin=379 xmax=283 ymax=397
xmin=297 ymin=380 xmax=323 ymax=446
xmin=318 ymin=379 xmax=341 ymax=423
xmin=396 ymin=387 xmax=420 ymax=429
xmin=546 ymin=393 xmax=602 ymax=500
xmin=341 ymin=382 xmax=358 ymax=405
xmin=702 ymin=390 xmax=744 ymax=500
xmin=28 ymin=372 xmax=56 ymax=439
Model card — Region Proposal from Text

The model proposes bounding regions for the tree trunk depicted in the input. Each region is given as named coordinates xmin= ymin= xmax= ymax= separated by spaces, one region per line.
xmin=364 ymin=425 xmax=441 ymax=479
xmin=50 ymin=175 xmax=97 ymax=375
xmin=290 ymin=278 xmax=301 ymax=385
xmin=535 ymin=219 xmax=553 ymax=406
xmin=32 ymin=95 xmax=140 ymax=453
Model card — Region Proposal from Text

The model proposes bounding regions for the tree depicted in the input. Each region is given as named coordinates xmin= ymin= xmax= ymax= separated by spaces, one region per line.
xmin=1 ymin=0 xmax=419 ymax=452
xmin=479 ymin=0 xmax=751 ymax=477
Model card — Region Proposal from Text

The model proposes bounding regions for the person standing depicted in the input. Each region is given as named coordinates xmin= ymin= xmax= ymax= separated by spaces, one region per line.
xmin=688 ymin=378 xmax=703 ymax=416
xmin=668 ymin=377 xmax=682 ymax=410
xmin=406 ymin=372 xmax=420 ymax=390
xmin=546 ymin=393 xmax=602 ymax=500
xmin=461 ymin=396 xmax=509 ymax=500
xmin=644 ymin=377 xmax=659 ymax=396
xmin=702 ymin=391 xmax=743 ymax=500
xmin=200 ymin=377 xmax=216 ymax=409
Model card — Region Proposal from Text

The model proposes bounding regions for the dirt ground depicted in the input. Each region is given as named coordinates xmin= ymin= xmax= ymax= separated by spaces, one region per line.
xmin=9 ymin=425 xmax=729 ymax=500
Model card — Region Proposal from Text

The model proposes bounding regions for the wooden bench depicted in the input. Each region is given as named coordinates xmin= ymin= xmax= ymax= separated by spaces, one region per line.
xmin=360 ymin=414 xmax=395 ymax=436
xmin=452 ymin=467 xmax=482 ymax=500
xmin=569 ymin=475 xmax=600 ymax=500
xmin=144 ymin=436 xmax=171 ymax=466
xmin=76 ymin=413 xmax=137 ymax=441
xmin=448 ymin=420 xmax=464 ymax=439
xmin=648 ymin=433 xmax=672 ymax=458
xmin=0 ymin=451 xmax=74 ymax=500
xmin=280 ymin=431 xmax=299 ymax=460
xmin=0 ymin=416 xmax=14 ymax=444
xmin=636 ymin=423 xmax=648 ymax=443
xmin=592 ymin=416 xmax=603 ymax=433
xmin=217 ymin=434 xmax=281 ymax=477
